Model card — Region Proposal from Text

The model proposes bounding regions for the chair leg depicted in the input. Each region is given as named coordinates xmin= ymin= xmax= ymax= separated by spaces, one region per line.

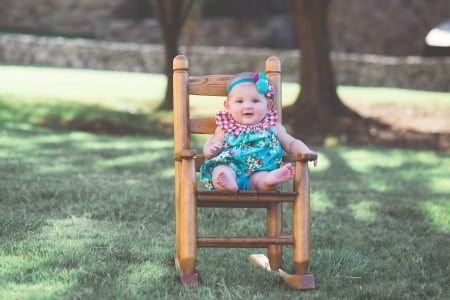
xmin=290 ymin=162 xmax=315 ymax=289
xmin=267 ymin=203 xmax=282 ymax=270
xmin=175 ymin=160 xmax=198 ymax=285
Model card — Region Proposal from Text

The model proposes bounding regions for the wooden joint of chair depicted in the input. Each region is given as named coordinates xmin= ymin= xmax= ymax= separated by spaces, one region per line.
xmin=174 ymin=149 xmax=197 ymax=161
xmin=283 ymin=153 xmax=317 ymax=162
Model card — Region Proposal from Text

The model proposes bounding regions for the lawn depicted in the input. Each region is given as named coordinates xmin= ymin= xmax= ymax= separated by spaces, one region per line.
xmin=0 ymin=66 xmax=449 ymax=299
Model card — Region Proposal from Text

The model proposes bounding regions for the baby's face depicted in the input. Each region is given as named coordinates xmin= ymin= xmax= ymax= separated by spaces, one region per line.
xmin=225 ymin=82 xmax=271 ymax=126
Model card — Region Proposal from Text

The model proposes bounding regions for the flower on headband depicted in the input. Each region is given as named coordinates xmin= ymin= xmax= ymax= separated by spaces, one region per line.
xmin=252 ymin=73 xmax=274 ymax=98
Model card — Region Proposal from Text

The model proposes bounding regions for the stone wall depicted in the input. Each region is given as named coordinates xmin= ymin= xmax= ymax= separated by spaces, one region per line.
xmin=0 ymin=0 xmax=449 ymax=56
xmin=1 ymin=34 xmax=449 ymax=92
xmin=0 ymin=0 xmax=122 ymax=35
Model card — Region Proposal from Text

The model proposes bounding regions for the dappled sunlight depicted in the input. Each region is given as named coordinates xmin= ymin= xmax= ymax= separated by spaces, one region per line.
xmin=0 ymin=282 xmax=69 ymax=299
xmin=76 ymin=138 xmax=173 ymax=151
xmin=34 ymin=160 xmax=74 ymax=175
xmin=338 ymin=86 xmax=450 ymax=106
xmin=155 ymin=167 xmax=175 ymax=178
xmin=0 ymin=66 xmax=165 ymax=106
xmin=0 ymin=216 xmax=168 ymax=297
xmin=313 ymin=147 xmax=449 ymax=236
xmin=412 ymin=151 xmax=442 ymax=165
xmin=0 ymin=130 xmax=42 ymax=152
xmin=40 ymin=217 xmax=115 ymax=250
xmin=427 ymin=177 xmax=450 ymax=194
xmin=0 ymin=217 xmax=115 ymax=298
xmin=310 ymin=151 xmax=330 ymax=172
xmin=311 ymin=191 xmax=335 ymax=213
xmin=2 ymin=124 xmax=174 ymax=177
xmin=366 ymin=178 xmax=391 ymax=192
xmin=349 ymin=200 xmax=380 ymax=222
xmin=95 ymin=152 xmax=166 ymax=169
xmin=119 ymin=262 xmax=171 ymax=287
xmin=340 ymin=149 xmax=404 ymax=173
xmin=420 ymin=200 xmax=450 ymax=232
xmin=2 ymin=67 xmax=449 ymax=299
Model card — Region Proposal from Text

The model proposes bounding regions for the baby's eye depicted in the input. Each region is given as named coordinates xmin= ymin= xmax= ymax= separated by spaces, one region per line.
xmin=252 ymin=98 xmax=260 ymax=103
xmin=235 ymin=99 xmax=244 ymax=104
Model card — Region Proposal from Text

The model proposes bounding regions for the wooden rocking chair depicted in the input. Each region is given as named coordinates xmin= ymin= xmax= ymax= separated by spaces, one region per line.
xmin=173 ymin=54 xmax=317 ymax=289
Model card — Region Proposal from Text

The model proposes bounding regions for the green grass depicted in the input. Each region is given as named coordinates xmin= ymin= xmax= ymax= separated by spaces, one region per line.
xmin=1 ymin=66 xmax=449 ymax=299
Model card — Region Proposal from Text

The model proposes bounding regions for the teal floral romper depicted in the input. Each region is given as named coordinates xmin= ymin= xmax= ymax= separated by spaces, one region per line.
xmin=200 ymin=109 xmax=283 ymax=190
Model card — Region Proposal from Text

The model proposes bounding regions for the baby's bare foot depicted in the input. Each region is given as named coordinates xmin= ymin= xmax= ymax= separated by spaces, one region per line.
xmin=256 ymin=164 xmax=295 ymax=191
xmin=213 ymin=169 xmax=238 ymax=192
xmin=267 ymin=164 xmax=295 ymax=185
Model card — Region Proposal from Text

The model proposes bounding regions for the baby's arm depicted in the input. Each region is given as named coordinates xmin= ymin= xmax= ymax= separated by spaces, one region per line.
xmin=274 ymin=124 xmax=317 ymax=166
xmin=203 ymin=127 xmax=226 ymax=159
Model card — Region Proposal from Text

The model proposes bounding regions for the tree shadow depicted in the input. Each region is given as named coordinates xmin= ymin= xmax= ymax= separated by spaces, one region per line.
xmin=308 ymin=147 xmax=449 ymax=296
xmin=0 ymin=126 xmax=182 ymax=298
xmin=0 ymin=100 xmax=173 ymax=137
xmin=285 ymin=104 xmax=450 ymax=152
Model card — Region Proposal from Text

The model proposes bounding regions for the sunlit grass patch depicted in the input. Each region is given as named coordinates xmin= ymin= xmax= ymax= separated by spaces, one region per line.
xmin=118 ymin=262 xmax=172 ymax=287
xmin=341 ymin=148 xmax=405 ymax=173
xmin=420 ymin=200 xmax=450 ymax=232
xmin=349 ymin=200 xmax=379 ymax=222
xmin=428 ymin=177 xmax=450 ymax=194
xmin=310 ymin=151 xmax=330 ymax=172
xmin=337 ymin=86 xmax=450 ymax=106
xmin=311 ymin=191 xmax=335 ymax=213
xmin=0 ymin=66 xmax=165 ymax=109
xmin=0 ymin=282 xmax=69 ymax=300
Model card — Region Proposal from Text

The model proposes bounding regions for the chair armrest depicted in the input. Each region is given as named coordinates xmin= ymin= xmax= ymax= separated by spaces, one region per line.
xmin=174 ymin=149 xmax=197 ymax=161
xmin=283 ymin=153 xmax=317 ymax=162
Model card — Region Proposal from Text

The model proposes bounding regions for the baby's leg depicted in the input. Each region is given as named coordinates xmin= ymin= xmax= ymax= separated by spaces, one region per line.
xmin=250 ymin=164 xmax=295 ymax=191
xmin=212 ymin=165 xmax=238 ymax=192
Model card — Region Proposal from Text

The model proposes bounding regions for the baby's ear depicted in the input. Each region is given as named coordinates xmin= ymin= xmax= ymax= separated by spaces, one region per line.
xmin=224 ymin=99 xmax=230 ymax=111
xmin=267 ymin=100 xmax=274 ymax=110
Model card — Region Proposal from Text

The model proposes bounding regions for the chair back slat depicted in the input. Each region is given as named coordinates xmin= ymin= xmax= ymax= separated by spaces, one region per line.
xmin=190 ymin=117 xmax=216 ymax=134
xmin=188 ymin=75 xmax=232 ymax=96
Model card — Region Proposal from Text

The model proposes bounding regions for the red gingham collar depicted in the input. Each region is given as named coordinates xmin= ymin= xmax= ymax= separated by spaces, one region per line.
xmin=215 ymin=108 xmax=278 ymax=136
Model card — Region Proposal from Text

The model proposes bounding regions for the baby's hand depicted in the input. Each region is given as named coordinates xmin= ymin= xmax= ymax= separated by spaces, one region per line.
xmin=206 ymin=142 xmax=224 ymax=159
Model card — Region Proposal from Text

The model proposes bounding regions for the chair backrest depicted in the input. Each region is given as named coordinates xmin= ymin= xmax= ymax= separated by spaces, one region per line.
xmin=173 ymin=55 xmax=282 ymax=161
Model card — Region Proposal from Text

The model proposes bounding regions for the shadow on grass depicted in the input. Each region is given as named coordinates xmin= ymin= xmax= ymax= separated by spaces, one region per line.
xmin=308 ymin=148 xmax=449 ymax=296
xmin=0 ymin=98 xmax=173 ymax=136
xmin=0 ymin=125 xmax=181 ymax=297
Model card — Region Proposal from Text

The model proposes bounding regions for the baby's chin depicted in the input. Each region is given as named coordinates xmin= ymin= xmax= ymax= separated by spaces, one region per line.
xmin=239 ymin=116 xmax=263 ymax=125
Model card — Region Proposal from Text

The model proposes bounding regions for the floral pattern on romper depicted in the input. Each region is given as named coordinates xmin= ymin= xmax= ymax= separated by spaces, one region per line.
xmin=200 ymin=108 xmax=283 ymax=190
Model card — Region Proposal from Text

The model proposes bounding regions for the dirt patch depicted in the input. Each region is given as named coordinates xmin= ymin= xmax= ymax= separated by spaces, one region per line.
xmin=348 ymin=103 xmax=450 ymax=134
xmin=344 ymin=102 xmax=450 ymax=151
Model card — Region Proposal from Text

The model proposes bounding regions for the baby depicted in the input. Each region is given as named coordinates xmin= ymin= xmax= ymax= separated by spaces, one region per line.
xmin=200 ymin=72 xmax=315 ymax=192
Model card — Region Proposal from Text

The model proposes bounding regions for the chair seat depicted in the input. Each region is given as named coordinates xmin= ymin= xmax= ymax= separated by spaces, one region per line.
xmin=197 ymin=190 xmax=297 ymax=208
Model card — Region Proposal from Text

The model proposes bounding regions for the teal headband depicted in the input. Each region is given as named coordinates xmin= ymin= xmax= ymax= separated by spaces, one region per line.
xmin=226 ymin=73 xmax=275 ymax=97
xmin=226 ymin=78 xmax=253 ymax=95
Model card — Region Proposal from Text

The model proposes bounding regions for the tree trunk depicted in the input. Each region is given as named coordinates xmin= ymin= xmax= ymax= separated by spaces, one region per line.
xmin=150 ymin=0 xmax=196 ymax=111
xmin=159 ymin=30 xmax=179 ymax=110
xmin=284 ymin=0 xmax=357 ymax=140
xmin=282 ymin=0 xmax=445 ymax=149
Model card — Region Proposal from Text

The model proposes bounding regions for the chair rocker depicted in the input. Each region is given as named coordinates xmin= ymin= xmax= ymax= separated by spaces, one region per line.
xmin=173 ymin=54 xmax=317 ymax=289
